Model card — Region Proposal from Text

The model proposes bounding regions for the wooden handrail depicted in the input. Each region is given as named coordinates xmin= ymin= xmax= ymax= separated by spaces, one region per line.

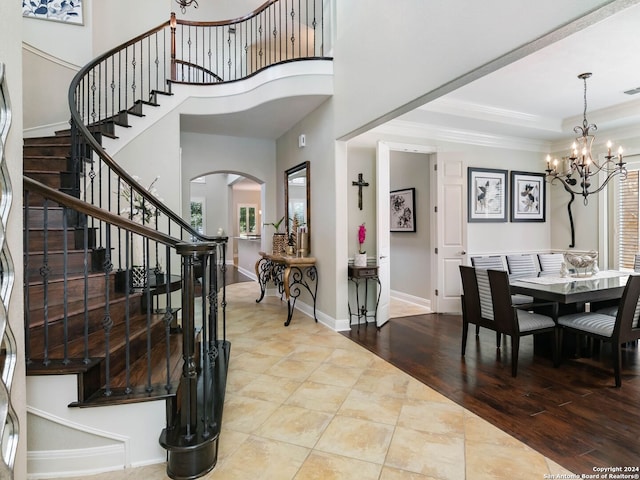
xmin=24 ymin=177 xmax=181 ymax=248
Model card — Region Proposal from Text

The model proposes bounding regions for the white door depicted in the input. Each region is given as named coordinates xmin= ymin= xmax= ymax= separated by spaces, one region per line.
xmin=376 ymin=141 xmax=391 ymax=327
xmin=433 ymin=153 xmax=467 ymax=313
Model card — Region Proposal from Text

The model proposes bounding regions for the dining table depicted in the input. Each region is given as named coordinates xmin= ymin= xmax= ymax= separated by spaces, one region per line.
xmin=510 ymin=270 xmax=631 ymax=306
xmin=510 ymin=270 xmax=633 ymax=356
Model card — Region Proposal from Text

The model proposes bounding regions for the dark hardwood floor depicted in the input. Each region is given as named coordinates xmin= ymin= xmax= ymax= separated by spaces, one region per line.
xmin=343 ymin=313 xmax=640 ymax=475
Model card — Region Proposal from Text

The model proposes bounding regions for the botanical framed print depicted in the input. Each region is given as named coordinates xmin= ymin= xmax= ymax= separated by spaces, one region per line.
xmin=510 ymin=171 xmax=545 ymax=222
xmin=390 ymin=188 xmax=416 ymax=232
xmin=467 ymin=168 xmax=507 ymax=222
xmin=22 ymin=0 xmax=84 ymax=25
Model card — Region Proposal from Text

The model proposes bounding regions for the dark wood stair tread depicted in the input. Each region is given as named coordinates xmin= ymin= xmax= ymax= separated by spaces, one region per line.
xmin=26 ymin=357 xmax=102 ymax=376
xmin=28 ymin=312 xmax=167 ymax=359
xmin=27 ymin=291 xmax=139 ymax=323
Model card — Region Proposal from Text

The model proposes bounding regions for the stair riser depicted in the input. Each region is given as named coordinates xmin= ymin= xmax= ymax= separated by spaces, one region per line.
xmin=28 ymin=296 xmax=145 ymax=356
xmin=24 ymin=135 xmax=72 ymax=145
xmin=24 ymin=171 xmax=78 ymax=190
xmin=25 ymin=208 xmax=82 ymax=229
xmin=26 ymin=248 xmax=107 ymax=282
xmin=23 ymin=144 xmax=71 ymax=157
xmin=27 ymin=273 xmax=116 ymax=309
xmin=25 ymin=228 xmax=96 ymax=251
xmin=24 ymin=157 xmax=73 ymax=171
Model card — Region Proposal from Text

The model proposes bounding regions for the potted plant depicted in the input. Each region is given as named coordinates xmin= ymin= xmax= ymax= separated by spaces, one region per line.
xmin=354 ymin=223 xmax=367 ymax=266
xmin=264 ymin=216 xmax=287 ymax=254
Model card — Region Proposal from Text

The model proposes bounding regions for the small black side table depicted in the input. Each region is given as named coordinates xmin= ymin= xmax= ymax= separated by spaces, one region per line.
xmin=348 ymin=264 xmax=381 ymax=330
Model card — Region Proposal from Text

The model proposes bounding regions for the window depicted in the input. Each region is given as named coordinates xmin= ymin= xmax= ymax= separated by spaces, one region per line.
xmin=190 ymin=199 xmax=204 ymax=234
xmin=616 ymin=169 xmax=639 ymax=270
xmin=238 ymin=204 xmax=257 ymax=235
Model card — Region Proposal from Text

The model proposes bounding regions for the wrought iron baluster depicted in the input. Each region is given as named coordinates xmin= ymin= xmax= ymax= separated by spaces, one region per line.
xmin=164 ymin=243 xmax=173 ymax=393
xmin=145 ymin=235 xmax=153 ymax=393
xmin=83 ymin=218 xmax=90 ymax=364
xmin=124 ymin=230 xmax=132 ymax=393
xmin=219 ymin=241 xmax=227 ymax=342
xmin=41 ymin=200 xmax=51 ymax=366
xmin=102 ymin=225 xmax=113 ymax=397
xmin=23 ymin=189 xmax=31 ymax=365
xmin=62 ymin=207 xmax=70 ymax=365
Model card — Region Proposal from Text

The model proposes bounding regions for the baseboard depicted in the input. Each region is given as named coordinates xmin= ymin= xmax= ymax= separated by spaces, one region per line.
xmin=23 ymin=121 xmax=70 ymax=138
xmin=237 ymin=265 xmax=257 ymax=281
xmin=390 ymin=290 xmax=431 ymax=311
xmin=28 ymin=445 xmax=127 ymax=479
xmin=26 ymin=376 xmax=166 ymax=477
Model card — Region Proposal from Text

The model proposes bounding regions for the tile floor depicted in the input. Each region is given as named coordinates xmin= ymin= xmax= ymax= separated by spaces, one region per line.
xmin=48 ymin=282 xmax=576 ymax=480
xmin=389 ymin=297 xmax=431 ymax=318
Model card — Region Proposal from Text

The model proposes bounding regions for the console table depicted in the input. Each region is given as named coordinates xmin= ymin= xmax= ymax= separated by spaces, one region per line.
xmin=255 ymin=252 xmax=318 ymax=326
xmin=348 ymin=264 xmax=380 ymax=330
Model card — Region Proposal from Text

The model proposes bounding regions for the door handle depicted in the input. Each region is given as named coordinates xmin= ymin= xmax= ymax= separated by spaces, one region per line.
xmin=379 ymin=255 xmax=387 ymax=259
xmin=459 ymin=251 xmax=466 ymax=255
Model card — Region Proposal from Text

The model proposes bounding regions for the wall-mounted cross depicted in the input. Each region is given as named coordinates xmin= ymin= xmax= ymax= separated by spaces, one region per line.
xmin=352 ymin=173 xmax=369 ymax=210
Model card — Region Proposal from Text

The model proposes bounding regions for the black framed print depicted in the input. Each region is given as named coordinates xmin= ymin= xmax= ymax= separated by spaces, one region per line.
xmin=467 ymin=168 xmax=508 ymax=222
xmin=390 ymin=188 xmax=416 ymax=232
xmin=510 ymin=171 xmax=545 ymax=222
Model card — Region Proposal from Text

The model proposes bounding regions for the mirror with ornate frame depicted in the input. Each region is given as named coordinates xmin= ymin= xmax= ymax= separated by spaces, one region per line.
xmin=285 ymin=161 xmax=310 ymax=254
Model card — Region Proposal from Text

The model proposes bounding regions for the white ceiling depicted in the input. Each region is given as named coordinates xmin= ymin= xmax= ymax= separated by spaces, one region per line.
xmin=180 ymin=94 xmax=329 ymax=139
xmin=373 ymin=3 xmax=640 ymax=149
xmin=181 ymin=4 xmax=640 ymax=148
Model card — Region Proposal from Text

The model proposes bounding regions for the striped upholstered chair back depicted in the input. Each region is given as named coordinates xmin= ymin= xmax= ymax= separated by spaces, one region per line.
xmin=506 ymin=254 xmax=538 ymax=280
xmin=537 ymin=253 xmax=564 ymax=276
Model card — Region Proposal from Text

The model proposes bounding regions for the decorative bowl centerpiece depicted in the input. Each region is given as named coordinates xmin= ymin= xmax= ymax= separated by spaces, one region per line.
xmin=564 ymin=250 xmax=598 ymax=277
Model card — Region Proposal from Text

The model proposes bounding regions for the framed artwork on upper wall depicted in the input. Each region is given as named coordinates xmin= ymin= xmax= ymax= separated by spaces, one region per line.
xmin=510 ymin=171 xmax=545 ymax=222
xmin=467 ymin=167 xmax=508 ymax=222
xmin=22 ymin=0 xmax=84 ymax=25
xmin=390 ymin=188 xmax=416 ymax=232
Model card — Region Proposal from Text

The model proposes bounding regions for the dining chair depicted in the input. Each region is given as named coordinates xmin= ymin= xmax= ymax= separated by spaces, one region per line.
xmin=537 ymin=253 xmax=564 ymax=276
xmin=459 ymin=265 xmax=501 ymax=355
xmin=557 ymin=274 xmax=640 ymax=387
xmin=471 ymin=255 xmax=532 ymax=305
xmin=470 ymin=255 xmax=504 ymax=270
xmin=487 ymin=269 xmax=558 ymax=377
xmin=506 ymin=254 xmax=538 ymax=280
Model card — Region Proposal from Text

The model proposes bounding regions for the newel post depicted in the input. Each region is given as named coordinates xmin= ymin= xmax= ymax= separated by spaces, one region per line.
xmin=160 ymin=241 xmax=222 ymax=480
xmin=170 ymin=12 xmax=177 ymax=82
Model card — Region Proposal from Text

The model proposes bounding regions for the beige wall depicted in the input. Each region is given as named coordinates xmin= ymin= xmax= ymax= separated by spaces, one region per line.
xmin=277 ymin=99 xmax=341 ymax=321
xmin=22 ymin=48 xmax=77 ymax=134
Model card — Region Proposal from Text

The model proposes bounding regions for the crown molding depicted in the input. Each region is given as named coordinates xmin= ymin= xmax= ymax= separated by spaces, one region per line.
xmin=372 ymin=119 xmax=551 ymax=152
xmin=418 ymin=98 xmax=560 ymax=133
xmin=561 ymin=97 xmax=640 ymax=132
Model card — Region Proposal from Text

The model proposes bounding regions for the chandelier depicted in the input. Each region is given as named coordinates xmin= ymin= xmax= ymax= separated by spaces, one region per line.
xmin=175 ymin=0 xmax=198 ymax=14
xmin=544 ymin=72 xmax=626 ymax=205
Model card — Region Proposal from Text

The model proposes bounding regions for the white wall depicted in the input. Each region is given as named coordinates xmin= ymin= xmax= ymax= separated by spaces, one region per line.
xmin=177 ymin=0 xmax=266 ymax=22
xmin=180 ymin=131 xmax=276 ymax=253
xmin=22 ymin=0 xmax=92 ymax=66
xmin=92 ymin=0 xmax=171 ymax=56
xmin=0 ymin=1 xmax=27 ymax=478
xmin=333 ymin=0 xmax=616 ymax=139
xmin=346 ymin=146 xmax=376 ymax=259
xmin=22 ymin=48 xmax=77 ymax=133
xmin=277 ymin=100 xmax=342 ymax=322
xmin=461 ymin=145 xmax=551 ymax=255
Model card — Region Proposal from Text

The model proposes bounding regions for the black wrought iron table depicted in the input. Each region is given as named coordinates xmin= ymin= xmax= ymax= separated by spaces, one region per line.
xmin=348 ymin=264 xmax=380 ymax=330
